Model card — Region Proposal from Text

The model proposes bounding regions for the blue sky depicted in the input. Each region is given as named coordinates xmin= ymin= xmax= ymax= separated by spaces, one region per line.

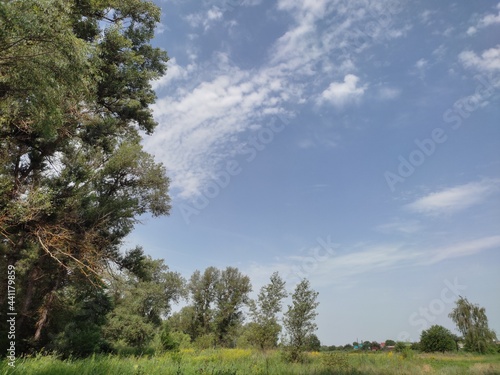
xmin=129 ymin=0 xmax=500 ymax=345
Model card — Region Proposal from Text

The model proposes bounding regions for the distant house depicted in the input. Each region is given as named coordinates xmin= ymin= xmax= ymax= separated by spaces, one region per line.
xmin=380 ymin=342 xmax=395 ymax=350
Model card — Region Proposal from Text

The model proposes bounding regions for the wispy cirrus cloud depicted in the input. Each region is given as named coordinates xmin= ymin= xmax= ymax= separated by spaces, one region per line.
xmin=423 ymin=235 xmax=500 ymax=265
xmin=146 ymin=61 xmax=295 ymax=198
xmin=405 ymin=179 xmax=500 ymax=216
xmin=376 ymin=219 xmax=422 ymax=234
xmin=245 ymin=235 xmax=500 ymax=289
xmin=148 ymin=0 xmax=412 ymax=200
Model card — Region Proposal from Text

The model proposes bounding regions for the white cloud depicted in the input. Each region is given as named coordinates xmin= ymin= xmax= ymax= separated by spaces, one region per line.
xmin=415 ymin=58 xmax=428 ymax=70
xmin=151 ymin=58 xmax=195 ymax=91
xmin=271 ymin=0 xmax=408 ymax=76
xmin=186 ymin=6 xmax=224 ymax=31
xmin=466 ymin=26 xmax=477 ymax=36
xmin=376 ymin=219 xmax=422 ymax=234
xmin=245 ymin=234 xmax=500 ymax=289
xmin=147 ymin=0 xmax=409 ymax=199
xmin=459 ymin=46 xmax=500 ymax=72
xmin=405 ymin=179 xmax=500 ymax=216
xmin=467 ymin=2 xmax=500 ymax=35
xmin=318 ymin=74 xmax=367 ymax=108
xmin=147 ymin=64 xmax=295 ymax=198
xmin=424 ymin=236 xmax=500 ymax=265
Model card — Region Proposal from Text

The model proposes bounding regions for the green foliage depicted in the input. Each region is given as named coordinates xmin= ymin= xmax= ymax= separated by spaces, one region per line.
xmin=371 ymin=341 xmax=381 ymax=350
xmin=3 ymin=350 xmax=500 ymax=375
xmin=103 ymin=254 xmax=185 ymax=350
xmin=214 ymin=267 xmax=252 ymax=347
xmin=194 ymin=333 xmax=217 ymax=350
xmin=449 ymin=296 xmax=497 ymax=354
xmin=394 ymin=341 xmax=408 ymax=353
xmin=0 ymin=0 xmax=170 ymax=353
xmin=48 ymin=286 xmax=113 ymax=357
xmin=183 ymin=267 xmax=251 ymax=347
xmin=247 ymin=272 xmax=287 ymax=350
xmin=305 ymin=334 xmax=321 ymax=351
xmin=420 ymin=325 xmax=457 ymax=353
xmin=410 ymin=342 xmax=421 ymax=351
xmin=385 ymin=339 xmax=396 ymax=346
xmin=361 ymin=340 xmax=371 ymax=351
xmin=283 ymin=279 xmax=319 ymax=361
xmin=159 ymin=322 xmax=179 ymax=352
xmin=322 ymin=352 xmax=350 ymax=372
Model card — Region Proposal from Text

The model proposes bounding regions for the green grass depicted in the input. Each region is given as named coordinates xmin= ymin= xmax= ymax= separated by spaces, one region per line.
xmin=2 ymin=350 xmax=500 ymax=375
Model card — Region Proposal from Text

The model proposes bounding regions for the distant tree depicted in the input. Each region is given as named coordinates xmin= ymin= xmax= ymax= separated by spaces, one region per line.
xmin=371 ymin=341 xmax=381 ymax=350
xmin=361 ymin=340 xmax=371 ymax=351
xmin=352 ymin=341 xmax=359 ymax=348
xmin=168 ymin=306 xmax=198 ymax=340
xmin=321 ymin=345 xmax=336 ymax=351
xmin=449 ymin=296 xmax=497 ymax=353
xmin=419 ymin=325 xmax=456 ymax=353
xmin=283 ymin=279 xmax=319 ymax=361
xmin=305 ymin=334 xmax=321 ymax=351
xmin=343 ymin=344 xmax=353 ymax=351
xmin=385 ymin=339 xmax=396 ymax=347
xmin=248 ymin=272 xmax=287 ymax=349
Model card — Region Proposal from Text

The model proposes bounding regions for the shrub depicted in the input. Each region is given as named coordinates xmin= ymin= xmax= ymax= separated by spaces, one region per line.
xmin=394 ymin=342 xmax=407 ymax=353
xmin=420 ymin=325 xmax=457 ymax=353
xmin=322 ymin=352 xmax=350 ymax=371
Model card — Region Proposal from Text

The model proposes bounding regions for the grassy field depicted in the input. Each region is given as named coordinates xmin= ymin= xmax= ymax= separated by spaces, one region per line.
xmin=2 ymin=349 xmax=500 ymax=375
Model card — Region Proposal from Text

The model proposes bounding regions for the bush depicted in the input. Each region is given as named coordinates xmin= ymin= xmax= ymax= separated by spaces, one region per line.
xmin=160 ymin=323 xmax=179 ymax=351
xmin=420 ymin=325 xmax=457 ymax=353
xmin=394 ymin=342 xmax=407 ymax=353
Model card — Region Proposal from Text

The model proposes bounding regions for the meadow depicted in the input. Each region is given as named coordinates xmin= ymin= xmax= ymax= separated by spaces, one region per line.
xmin=2 ymin=349 xmax=500 ymax=375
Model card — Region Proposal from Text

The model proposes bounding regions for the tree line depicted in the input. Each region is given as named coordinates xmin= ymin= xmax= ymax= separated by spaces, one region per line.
xmin=319 ymin=297 xmax=498 ymax=355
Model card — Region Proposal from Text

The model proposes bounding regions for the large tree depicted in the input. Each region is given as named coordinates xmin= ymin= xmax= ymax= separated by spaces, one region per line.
xmin=248 ymin=271 xmax=287 ymax=349
xmin=0 ymin=0 xmax=170 ymax=352
xmin=179 ymin=267 xmax=252 ymax=347
xmin=188 ymin=267 xmax=220 ymax=340
xmin=214 ymin=267 xmax=252 ymax=347
xmin=283 ymin=279 xmax=319 ymax=361
xmin=449 ymin=296 xmax=497 ymax=353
